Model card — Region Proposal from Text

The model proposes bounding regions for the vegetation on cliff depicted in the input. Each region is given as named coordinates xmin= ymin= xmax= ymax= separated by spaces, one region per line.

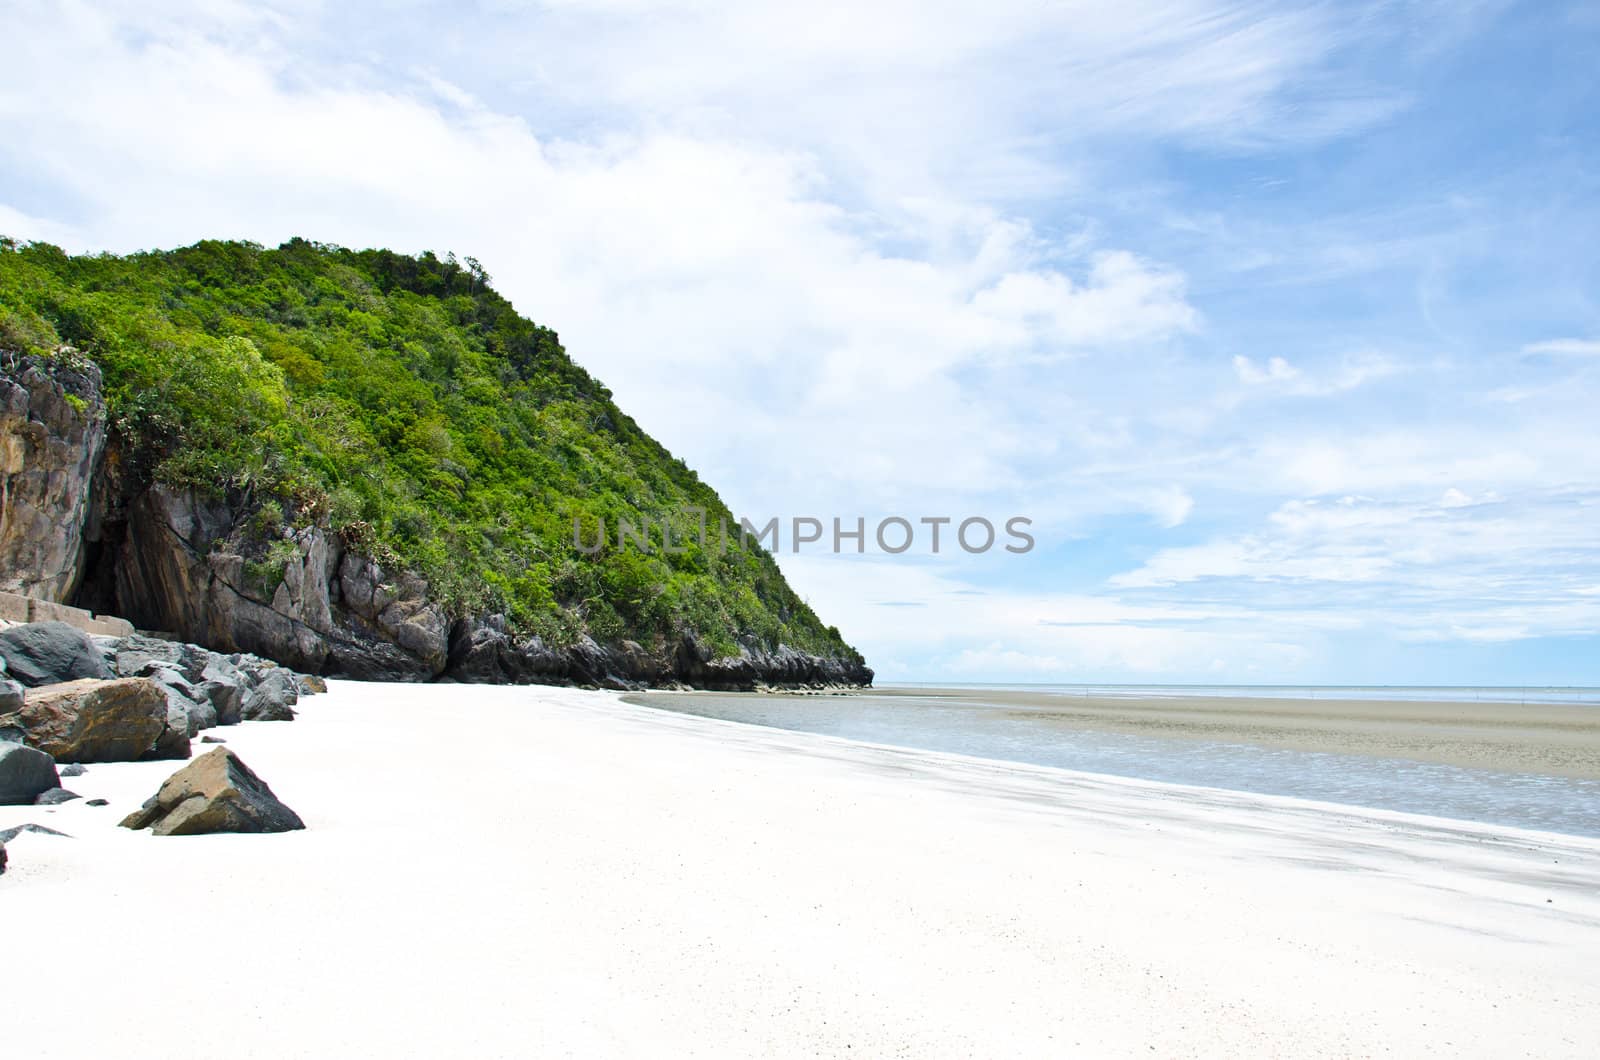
xmin=0 ymin=237 xmax=863 ymax=667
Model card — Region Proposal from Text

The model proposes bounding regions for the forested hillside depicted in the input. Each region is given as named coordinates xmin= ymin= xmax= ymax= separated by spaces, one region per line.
xmin=0 ymin=238 xmax=866 ymax=683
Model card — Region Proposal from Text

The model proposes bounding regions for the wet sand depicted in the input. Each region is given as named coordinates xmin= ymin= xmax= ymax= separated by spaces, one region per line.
xmin=876 ymin=687 xmax=1600 ymax=779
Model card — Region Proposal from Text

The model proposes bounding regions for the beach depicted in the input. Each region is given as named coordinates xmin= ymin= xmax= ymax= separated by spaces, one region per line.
xmin=5 ymin=681 xmax=1599 ymax=1057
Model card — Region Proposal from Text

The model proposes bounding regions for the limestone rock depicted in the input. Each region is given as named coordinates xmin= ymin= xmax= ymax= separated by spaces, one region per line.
xmin=240 ymin=666 xmax=298 ymax=722
xmin=1 ymin=677 xmax=171 ymax=762
xmin=120 ymin=748 xmax=304 ymax=836
xmin=0 ymin=742 xmax=60 ymax=805
xmin=139 ymin=661 xmax=217 ymax=736
xmin=0 ymin=352 xmax=107 ymax=601
xmin=111 ymin=486 xmax=446 ymax=680
xmin=199 ymin=655 xmax=247 ymax=726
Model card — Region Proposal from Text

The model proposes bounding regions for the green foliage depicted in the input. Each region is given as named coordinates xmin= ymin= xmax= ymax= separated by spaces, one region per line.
xmin=0 ymin=237 xmax=861 ymax=663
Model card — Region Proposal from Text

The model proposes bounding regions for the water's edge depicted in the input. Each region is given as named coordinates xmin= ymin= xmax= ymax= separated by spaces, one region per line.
xmin=629 ymin=688 xmax=1600 ymax=838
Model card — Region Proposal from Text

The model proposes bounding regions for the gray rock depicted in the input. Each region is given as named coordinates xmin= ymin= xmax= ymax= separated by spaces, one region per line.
xmin=86 ymin=798 xmax=108 ymax=807
xmin=0 ymin=823 xmax=71 ymax=843
xmin=199 ymin=655 xmax=246 ymax=726
xmin=105 ymin=486 xmax=456 ymax=681
xmin=0 ymin=676 xmax=22 ymax=713
xmin=0 ymin=352 xmax=107 ymax=602
xmin=0 ymin=621 xmax=114 ymax=687
xmin=34 ymin=787 xmax=80 ymax=805
xmin=120 ymin=748 xmax=304 ymax=836
xmin=0 ymin=742 xmax=60 ymax=805
xmin=241 ymin=666 xmax=298 ymax=722
xmin=59 ymin=763 xmax=87 ymax=777
xmin=139 ymin=661 xmax=217 ymax=736
xmin=200 ymin=735 xmax=226 ymax=744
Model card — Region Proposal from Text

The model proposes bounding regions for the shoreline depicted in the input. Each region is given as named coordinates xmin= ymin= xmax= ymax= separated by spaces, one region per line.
xmin=675 ymin=684 xmax=1600 ymax=781
xmin=5 ymin=681 xmax=1598 ymax=1057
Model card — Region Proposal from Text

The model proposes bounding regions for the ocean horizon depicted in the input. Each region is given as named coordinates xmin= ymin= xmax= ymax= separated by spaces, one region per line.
xmin=884 ymin=682 xmax=1600 ymax=706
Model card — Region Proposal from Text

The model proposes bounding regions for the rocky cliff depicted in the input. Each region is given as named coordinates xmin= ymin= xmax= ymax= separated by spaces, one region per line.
xmin=0 ymin=351 xmax=872 ymax=690
xmin=0 ymin=349 xmax=105 ymax=602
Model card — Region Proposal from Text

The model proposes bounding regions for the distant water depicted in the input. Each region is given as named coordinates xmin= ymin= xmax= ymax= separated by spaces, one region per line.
xmin=904 ymin=682 xmax=1600 ymax=706
xmin=633 ymin=687 xmax=1600 ymax=838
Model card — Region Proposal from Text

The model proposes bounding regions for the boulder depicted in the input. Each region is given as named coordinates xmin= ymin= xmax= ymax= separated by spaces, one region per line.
xmin=298 ymin=674 xmax=328 ymax=695
xmin=1 ymin=676 xmax=22 ymax=713
xmin=111 ymin=636 xmax=191 ymax=680
xmin=120 ymin=748 xmax=304 ymax=836
xmin=0 ymin=621 xmax=114 ymax=687
xmin=0 ymin=677 xmax=170 ymax=762
xmin=0 ymin=742 xmax=60 ymax=805
xmin=103 ymin=634 xmax=245 ymax=730
xmin=59 ymin=763 xmax=87 ymax=777
xmin=139 ymin=661 xmax=216 ymax=736
xmin=34 ymin=787 xmax=80 ymax=805
xmin=241 ymin=666 xmax=298 ymax=722
xmin=148 ymin=698 xmax=194 ymax=761
xmin=199 ymin=655 xmax=246 ymax=726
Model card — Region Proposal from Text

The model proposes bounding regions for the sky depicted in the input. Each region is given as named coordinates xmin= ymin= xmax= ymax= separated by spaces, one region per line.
xmin=2 ymin=0 xmax=1598 ymax=685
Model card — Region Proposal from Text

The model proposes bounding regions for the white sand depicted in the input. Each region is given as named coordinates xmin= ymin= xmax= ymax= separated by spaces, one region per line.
xmin=4 ymin=681 xmax=1598 ymax=1058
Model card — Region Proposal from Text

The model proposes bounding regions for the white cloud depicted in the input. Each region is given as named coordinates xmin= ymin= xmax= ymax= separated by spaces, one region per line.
xmin=1142 ymin=486 xmax=1196 ymax=529
xmin=0 ymin=0 xmax=1212 ymax=518
xmin=1234 ymin=355 xmax=1300 ymax=385
xmin=1521 ymin=338 xmax=1600 ymax=358
xmin=2 ymin=0 xmax=1595 ymax=679
xmin=1232 ymin=351 xmax=1399 ymax=396
xmin=780 ymin=554 xmax=1312 ymax=681
xmin=1108 ymin=491 xmax=1600 ymax=643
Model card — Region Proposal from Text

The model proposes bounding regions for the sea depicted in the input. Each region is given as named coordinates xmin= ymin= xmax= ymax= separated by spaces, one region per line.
xmin=632 ymin=683 xmax=1600 ymax=838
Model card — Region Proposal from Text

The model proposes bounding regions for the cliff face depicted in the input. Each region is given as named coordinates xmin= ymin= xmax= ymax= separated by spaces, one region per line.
xmin=0 ymin=352 xmax=872 ymax=689
xmin=110 ymin=484 xmax=870 ymax=687
xmin=0 ymin=351 xmax=106 ymax=602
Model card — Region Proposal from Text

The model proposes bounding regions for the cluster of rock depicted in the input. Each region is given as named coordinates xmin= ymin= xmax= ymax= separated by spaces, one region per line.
xmin=0 ymin=621 xmax=312 ymax=873
xmin=0 ymin=620 xmax=313 ymax=802
xmin=447 ymin=618 xmax=874 ymax=691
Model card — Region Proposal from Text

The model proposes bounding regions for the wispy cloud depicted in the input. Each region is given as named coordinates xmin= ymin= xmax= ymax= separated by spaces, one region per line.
xmin=1522 ymin=338 xmax=1600 ymax=358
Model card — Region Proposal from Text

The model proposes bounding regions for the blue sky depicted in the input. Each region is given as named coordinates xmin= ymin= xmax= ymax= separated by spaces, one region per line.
xmin=2 ymin=0 xmax=1598 ymax=684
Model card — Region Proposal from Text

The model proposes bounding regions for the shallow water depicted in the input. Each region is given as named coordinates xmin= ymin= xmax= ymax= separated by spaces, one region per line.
xmin=632 ymin=689 xmax=1600 ymax=838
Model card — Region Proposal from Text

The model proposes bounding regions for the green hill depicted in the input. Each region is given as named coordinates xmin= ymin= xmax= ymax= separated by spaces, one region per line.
xmin=0 ymin=237 xmax=868 ymax=686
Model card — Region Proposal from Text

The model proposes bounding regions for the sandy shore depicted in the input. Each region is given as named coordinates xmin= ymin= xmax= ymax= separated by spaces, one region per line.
xmin=4 ymin=682 xmax=1598 ymax=1058
xmin=871 ymin=686 xmax=1600 ymax=779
